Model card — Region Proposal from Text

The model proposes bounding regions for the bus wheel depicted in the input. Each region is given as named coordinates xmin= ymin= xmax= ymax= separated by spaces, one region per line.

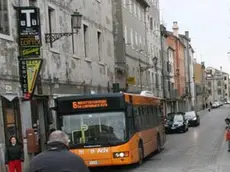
xmin=138 ymin=143 xmax=144 ymax=165
xmin=156 ymin=135 xmax=161 ymax=153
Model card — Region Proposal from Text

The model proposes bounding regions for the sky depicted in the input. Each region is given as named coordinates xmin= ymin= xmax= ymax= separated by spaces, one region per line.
xmin=160 ymin=0 xmax=230 ymax=73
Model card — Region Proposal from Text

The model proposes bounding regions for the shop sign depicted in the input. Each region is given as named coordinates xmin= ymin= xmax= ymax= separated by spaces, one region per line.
xmin=18 ymin=7 xmax=41 ymax=57
xmin=19 ymin=58 xmax=43 ymax=100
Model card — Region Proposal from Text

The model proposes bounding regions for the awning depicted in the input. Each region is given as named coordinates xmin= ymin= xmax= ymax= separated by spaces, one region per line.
xmin=1 ymin=94 xmax=18 ymax=102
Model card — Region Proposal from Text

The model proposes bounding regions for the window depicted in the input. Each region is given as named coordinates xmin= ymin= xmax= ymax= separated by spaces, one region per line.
xmin=225 ymin=84 xmax=227 ymax=90
xmin=208 ymin=81 xmax=211 ymax=87
xmin=137 ymin=5 xmax=140 ymax=19
xmin=83 ymin=24 xmax=89 ymax=57
xmin=133 ymin=1 xmax=137 ymax=16
xmin=224 ymin=76 xmax=227 ymax=80
xmin=130 ymin=28 xmax=134 ymax=48
xmin=135 ymin=32 xmax=138 ymax=46
xmin=217 ymin=81 xmax=221 ymax=86
xmin=155 ymin=73 xmax=159 ymax=88
xmin=0 ymin=0 xmax=10 ymax=35
xmin=139 ymin=35 xmax=142 ymax=46
xmin=48 ymin=7 xmax=56 ymax=48
xmin=97 ymin=31 xmax=102 ymax=61
xmin=218 ymin=89 xmax=221 ymax=95
xmin=124 ymin=25 xmax=128 ymax=44
xmin=150 ymin=17 xmax=153 ymax=30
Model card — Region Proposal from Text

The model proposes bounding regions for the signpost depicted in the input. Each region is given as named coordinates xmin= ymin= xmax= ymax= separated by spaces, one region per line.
xmin=19 ymin=58 xmax=43 ymax=100
xmin=17 ymin=7 xmax=43 ymax=100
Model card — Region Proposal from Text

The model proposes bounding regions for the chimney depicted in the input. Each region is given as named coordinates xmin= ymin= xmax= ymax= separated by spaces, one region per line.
xmin=185 ymin=31 xmax=189 ymax=37
xmin=172 ymin=21 xmax=179 ymax=37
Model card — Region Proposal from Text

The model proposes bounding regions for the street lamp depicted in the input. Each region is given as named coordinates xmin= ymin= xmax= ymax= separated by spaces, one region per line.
xmin=45 ymin=10 xmax=82 ymax=44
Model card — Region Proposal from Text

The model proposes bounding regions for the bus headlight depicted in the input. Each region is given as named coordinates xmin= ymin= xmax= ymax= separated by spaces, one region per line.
xmin=113 ymin=152 xmax=129 ymax=158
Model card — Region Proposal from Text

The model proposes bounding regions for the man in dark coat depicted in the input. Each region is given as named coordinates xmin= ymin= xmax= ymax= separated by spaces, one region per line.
xmin=27 ymin=130 xmax=90 ymax=172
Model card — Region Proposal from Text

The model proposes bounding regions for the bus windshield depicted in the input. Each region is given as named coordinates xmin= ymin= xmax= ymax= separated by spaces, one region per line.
xmin=61 ymin=112 xmax=126 ymax=146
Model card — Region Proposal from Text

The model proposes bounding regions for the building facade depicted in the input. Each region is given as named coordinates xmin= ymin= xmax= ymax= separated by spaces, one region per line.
xmin=113 ymin=0 xmax=150 ymax=91
xmin=194 ymin=59 xmax=206 ymax=111
xmin=146 ymin=0 xmax=163 ymax=97
xmin=0 ymin=0 xmax=115 ymax=171
xmin=166 ymin=22 xmax=186 ymax=112
xmin=206 ymin=67 xmax=229 ymax=103
xmin=179 ymin=32 xmax=195 ymax=111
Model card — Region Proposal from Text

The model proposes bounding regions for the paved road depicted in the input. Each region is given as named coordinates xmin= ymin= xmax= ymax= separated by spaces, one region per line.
xmin=91 ymin=105 xmax=230 ymax=172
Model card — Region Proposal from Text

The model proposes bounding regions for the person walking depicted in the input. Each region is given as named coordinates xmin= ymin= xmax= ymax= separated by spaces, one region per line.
xmin=5 ymin=136 xmax=24 ymax=172
xmin=28 ymin=130 xmax=90 ymax=172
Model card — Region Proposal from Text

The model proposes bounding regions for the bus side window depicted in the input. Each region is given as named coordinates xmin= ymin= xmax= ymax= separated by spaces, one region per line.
xmin=152 ymin=106 xmax=157 ymax=127
xmin=147 ymin=107 xmax=153 ymax=128
xmin=127 ymin=104 xmax=135 ymax=136
xmin=133 ymin=107 xmax=141 ymax=131
xmin=157 ymin=107 xmax=162 ymax=124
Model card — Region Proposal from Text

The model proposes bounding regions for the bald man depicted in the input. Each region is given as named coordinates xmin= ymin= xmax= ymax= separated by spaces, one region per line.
xmin=27 ymin=130 xmax=90 ymax=172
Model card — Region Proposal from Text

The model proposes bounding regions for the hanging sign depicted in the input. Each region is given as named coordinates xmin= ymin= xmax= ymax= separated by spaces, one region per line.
xmin=17 ymin=7 xmax=41 ymax=57
xmin=19 ymin=58 xmax=43 ymax=100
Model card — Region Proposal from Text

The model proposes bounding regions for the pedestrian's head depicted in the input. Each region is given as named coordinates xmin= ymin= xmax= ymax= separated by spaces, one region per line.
xmin=9 ymin=136 xmax=17 ymax=145
xmin=47 ymin=130 xmax=69 ymax=146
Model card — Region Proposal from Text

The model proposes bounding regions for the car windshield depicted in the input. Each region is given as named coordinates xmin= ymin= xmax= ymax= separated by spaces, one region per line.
xmin=173 ymin=115 xmax=183 ymax=122
xmin=61 ymin=112 xmax=126 ymax=146
xmin=185 ymin=112 xmax=196 ymax=119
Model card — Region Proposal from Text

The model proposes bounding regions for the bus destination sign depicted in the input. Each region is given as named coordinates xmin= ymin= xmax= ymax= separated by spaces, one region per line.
xmin=55 ymin=95 xmax=126 ymax=114
xmin=72 ymin=100 xmax=108 ymax=109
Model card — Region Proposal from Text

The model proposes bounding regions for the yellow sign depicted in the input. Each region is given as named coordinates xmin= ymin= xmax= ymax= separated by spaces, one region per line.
xmin=26 ymin=59 xmax=42 ymax=94
xmin=127 ymin=77 xmax=136 ymax=85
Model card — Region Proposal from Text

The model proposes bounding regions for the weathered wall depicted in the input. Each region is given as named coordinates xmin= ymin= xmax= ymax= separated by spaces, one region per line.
xmin=38 ymin=0 xmax=115 ymax=92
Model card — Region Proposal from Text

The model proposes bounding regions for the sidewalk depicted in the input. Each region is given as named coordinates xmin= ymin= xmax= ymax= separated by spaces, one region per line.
xmin=216 ymin=137 xmax=230 ymax=172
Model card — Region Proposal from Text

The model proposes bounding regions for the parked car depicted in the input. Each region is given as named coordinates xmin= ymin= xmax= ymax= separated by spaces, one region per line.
xmin=212 ymin=101 xmax=220 ymax=108
xmin=185 ymin=111 xmax=200 ymax=127
xmin=165 ymin=112 xmax=189 ymax=133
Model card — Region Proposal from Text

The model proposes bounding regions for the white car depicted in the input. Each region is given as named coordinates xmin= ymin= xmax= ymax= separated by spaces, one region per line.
xmin=212 ymin=102 xmax=220 ymax=108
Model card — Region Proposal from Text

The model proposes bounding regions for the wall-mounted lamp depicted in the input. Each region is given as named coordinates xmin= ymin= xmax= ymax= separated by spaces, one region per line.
xmin=45 ymin=10 xmax=82 ymax=44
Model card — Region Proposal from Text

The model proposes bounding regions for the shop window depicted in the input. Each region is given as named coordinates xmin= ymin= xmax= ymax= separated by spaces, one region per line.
xmin=2 ymin=97 xmax=22 ymax=145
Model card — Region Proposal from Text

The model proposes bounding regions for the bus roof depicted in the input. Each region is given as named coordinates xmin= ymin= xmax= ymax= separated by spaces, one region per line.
xmin=54 ymin=93 xmax=124 ymax=101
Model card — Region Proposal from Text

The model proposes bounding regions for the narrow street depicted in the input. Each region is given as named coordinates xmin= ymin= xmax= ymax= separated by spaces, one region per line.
xmin=91 ymin=106 xmax=230 ymax=172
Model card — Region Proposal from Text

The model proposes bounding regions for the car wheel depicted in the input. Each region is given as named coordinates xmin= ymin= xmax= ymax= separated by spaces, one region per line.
xmin=138 ymin=143 xmax=144 ymax=165
xmin=183 ymin=126 xmax=186 ymax=133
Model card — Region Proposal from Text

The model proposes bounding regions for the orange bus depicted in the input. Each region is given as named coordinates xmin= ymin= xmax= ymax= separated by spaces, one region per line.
xmin=53 ymin=92 xmax=166 ymax=167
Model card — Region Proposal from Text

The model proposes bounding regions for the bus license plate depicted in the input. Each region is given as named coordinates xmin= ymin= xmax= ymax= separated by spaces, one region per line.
xmin=89 ymin=161 xmax=98 ymax=165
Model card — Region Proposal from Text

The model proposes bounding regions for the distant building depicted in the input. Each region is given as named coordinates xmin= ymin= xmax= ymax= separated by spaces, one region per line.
xmin=206 ymin=67 xmax=228 ymax=102
xmin=193 ymin=59 xmax=206 ymax=111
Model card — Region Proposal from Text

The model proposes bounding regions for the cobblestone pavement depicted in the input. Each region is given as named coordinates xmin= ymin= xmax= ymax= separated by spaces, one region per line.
xmin=91 ymin=105 xmax=230 ymax=172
